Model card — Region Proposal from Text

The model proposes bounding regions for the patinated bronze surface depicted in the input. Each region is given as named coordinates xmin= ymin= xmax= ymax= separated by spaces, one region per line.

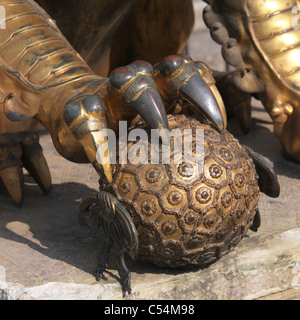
xmin=204 ymin=0 xmax=300 ymax=162
xmin=106 ymin=115 xmax=262 ymax=268
xmin=79 ymin=114 xmax=280 ymax=293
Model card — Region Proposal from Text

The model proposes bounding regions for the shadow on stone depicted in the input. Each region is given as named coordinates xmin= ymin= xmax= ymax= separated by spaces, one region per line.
xmin=0 ymin=180 xmax=104 ymax=281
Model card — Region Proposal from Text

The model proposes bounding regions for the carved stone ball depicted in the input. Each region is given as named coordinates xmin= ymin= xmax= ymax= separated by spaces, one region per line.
xmin=103 ymin=114 xmax=260 ymax=268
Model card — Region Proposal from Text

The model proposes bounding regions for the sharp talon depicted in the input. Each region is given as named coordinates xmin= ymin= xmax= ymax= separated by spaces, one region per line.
xmin=64 ymin=95 xmax=113 ymax=183
xmin=154 ymin=55 xmax=226 ymax=131
xmin=21 ymin=132 xmax=52 ymax=194
xmin=109 ymin=61 xmax=169 ymax=131
xmin=0 ymin=166 xmax=24 ymax=206
xmin=0 ymin=134 xmax=24 ymax=206
xmin=23 ymin=151 xmax=51 ymax=194
xmin=245 ymin=147 xmax=280 ymax=198
xmin=194 ymin=61 xmax=228 ymax=130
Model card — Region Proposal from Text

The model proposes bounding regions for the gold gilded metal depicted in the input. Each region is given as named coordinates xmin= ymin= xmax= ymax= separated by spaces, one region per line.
xmin=204 ymin=0 xmax=300 ymax=162
xmin=0 ymin=0 xmax=225 ymax=204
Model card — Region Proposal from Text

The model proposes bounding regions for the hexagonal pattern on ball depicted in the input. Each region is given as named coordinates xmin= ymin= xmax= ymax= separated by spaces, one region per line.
xmin=103 ymin=114 xmax=260 ymax=268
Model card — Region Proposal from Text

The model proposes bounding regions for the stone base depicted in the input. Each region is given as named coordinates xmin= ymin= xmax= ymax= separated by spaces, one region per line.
xmin=1 ymin=228 xmax=300 ymax=300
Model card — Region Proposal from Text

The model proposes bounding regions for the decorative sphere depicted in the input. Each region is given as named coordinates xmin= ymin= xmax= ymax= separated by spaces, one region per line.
xmin=102 ymin=114 xmax=260 ymax=268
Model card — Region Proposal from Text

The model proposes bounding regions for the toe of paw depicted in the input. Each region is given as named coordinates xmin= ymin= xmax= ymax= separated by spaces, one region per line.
xmin=109 ymin=61 xmax=153 ymax=90
xmin=82 ymin=95 xmax=105 ymax=114
xmin=155 ymin=55 xmax=186 ymax=77
xmin=64 ymin=102 xmax=82 ymax=125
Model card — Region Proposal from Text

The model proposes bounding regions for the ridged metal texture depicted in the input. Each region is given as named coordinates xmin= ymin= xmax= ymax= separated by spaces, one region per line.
xmin=204 ymin=0 xmax=300 ymax=162
xmin=0 ymin=0 xmax=94 ymax=90
xmin=245 ymin=0 xmax=300 ymax=91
